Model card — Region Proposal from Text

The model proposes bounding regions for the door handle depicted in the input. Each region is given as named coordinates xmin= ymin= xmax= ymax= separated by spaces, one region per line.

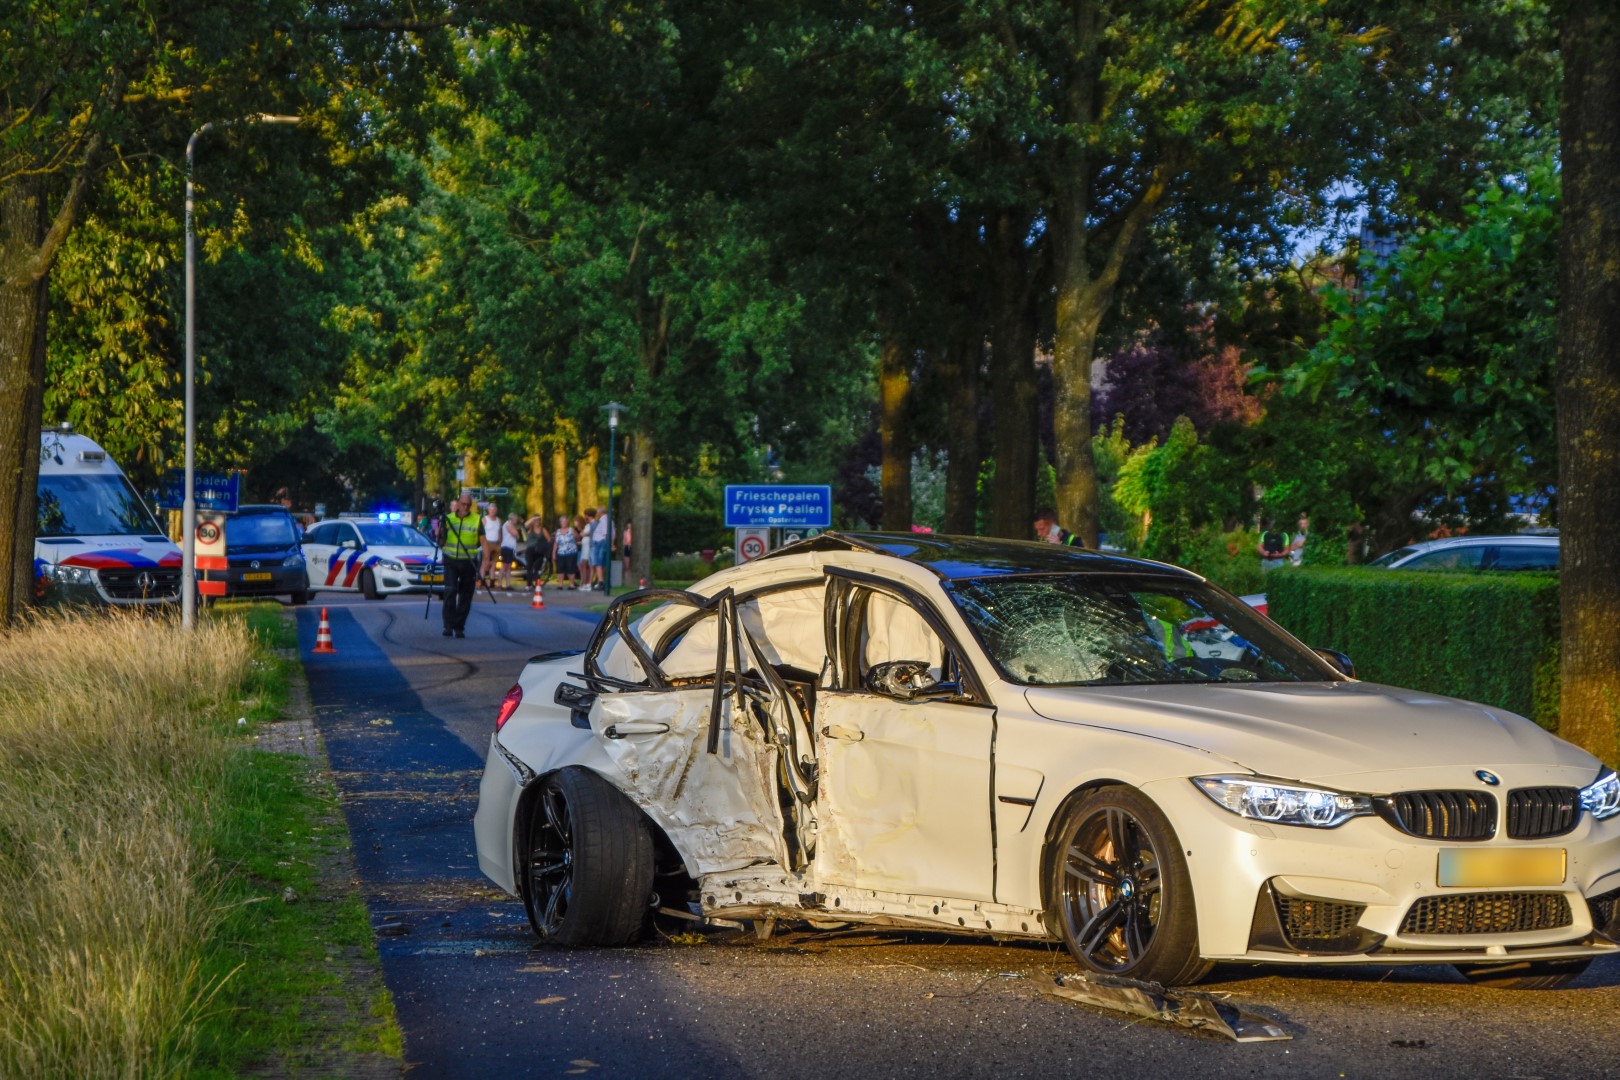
xmin=604 ymin=721 xmax=670 ymax=739
xmin=821 ymin=724 xmax=864 ymax=742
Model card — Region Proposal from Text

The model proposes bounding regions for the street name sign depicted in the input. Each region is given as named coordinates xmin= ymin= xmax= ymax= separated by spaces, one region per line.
xmin=724 ymin=484 xmax=832 ymax=528
xmin=159 ymin=469 xmax=240 ymax=513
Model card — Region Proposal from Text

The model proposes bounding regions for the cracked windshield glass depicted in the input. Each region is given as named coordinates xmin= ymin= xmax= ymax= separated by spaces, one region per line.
xmin=948 ymin=575 xmax=1330 ymax=686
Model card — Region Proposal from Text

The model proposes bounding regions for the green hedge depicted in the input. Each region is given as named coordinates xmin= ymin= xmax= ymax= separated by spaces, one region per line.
xmin=1267 ymin=567 xmax=1560 ymax=730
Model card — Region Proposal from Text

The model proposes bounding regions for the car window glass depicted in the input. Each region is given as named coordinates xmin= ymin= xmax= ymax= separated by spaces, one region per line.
xmin=228 ymin=512 xmax=298 ymax=549
xmin=1488 ymin=545 xmax=1558 ymax=570
xmin=1367 ymin=546 xmax=1418 ymax=567
xmin=36 ymin=474 xmax=161 ymax=537
xmin=1402 ymin=546 xmax=1484 ymax=570
xmin=357 ymin=522 xmax=434 ymax=547
xmin=949 ymin=575 xmax=1332 ymax=686
xmin=304 ymin=523 xmax=331 ymax=545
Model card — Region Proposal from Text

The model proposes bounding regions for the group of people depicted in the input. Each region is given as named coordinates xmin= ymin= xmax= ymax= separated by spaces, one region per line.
xmin=428 ymin=492 xmax=630 ymax=639
xmin=538 ymin=505 xmax=626 ymax=592
xmin=1034 ymin=505 xmax=1314 ymax=574
xmin=1257 ymin=513 xmax=1310 ymax=572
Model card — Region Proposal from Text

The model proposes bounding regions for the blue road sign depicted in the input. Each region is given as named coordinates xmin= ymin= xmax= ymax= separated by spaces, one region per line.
xmin=724 ymin=484 xmax=832 ymax=528
xmin=158 ymin=469 xmax=240 ymax=512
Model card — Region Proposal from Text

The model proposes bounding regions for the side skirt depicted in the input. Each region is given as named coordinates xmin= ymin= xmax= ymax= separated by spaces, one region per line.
xmin=697 ymin=871 xmax=1049 ymax=939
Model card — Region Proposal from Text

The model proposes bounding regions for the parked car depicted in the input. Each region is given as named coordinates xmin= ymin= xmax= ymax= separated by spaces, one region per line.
xmin=220 ymin=504 xmax=309 ymax=604
xmin=34 ymin=425 xmax=181 ymax=606
xmin=301 ymin=514 xmax=443 ymax=599
xmin=475 ymin=532 xmax=1619 ymax=989
xmin=1244 ymin=533 xmax=1559 ymax=616
xmin=1367 ymin=534 xmax=1559 ymax=572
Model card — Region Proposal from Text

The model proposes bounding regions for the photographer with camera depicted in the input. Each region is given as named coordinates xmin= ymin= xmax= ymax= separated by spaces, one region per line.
xmin=439 ymin=492 xmax=483 ymax=638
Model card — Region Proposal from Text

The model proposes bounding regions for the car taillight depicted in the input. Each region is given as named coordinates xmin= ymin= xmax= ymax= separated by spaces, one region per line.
xmin=495 ymin=684 xmax=522 ymax=732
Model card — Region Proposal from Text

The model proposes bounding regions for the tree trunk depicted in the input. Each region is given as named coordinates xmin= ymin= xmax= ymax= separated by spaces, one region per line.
xmin=1557 ymin=3 xmax=1620 ymax=765
xmin=1050 ymin=279 xmax=1105 ymax=548
xmin=0 ymin=175 xmax=49 ymax=622
xmin=551 ymin=439 xmax=569 ymax=524
xmin=576 ymin=446 xmax=599 ymax=516
xmin=411 ymin=447 xmax=425 ymax=517
xmin=877 ymin=324 xmax=913 ymax=531
xmin=628 ymin=428 xmax=654 ymax=588
xmin=987 ymin=211 xmax=1038 ymax=539
xmin=942 ymin=323 xmax=982 ymax=536
xmin=527 ymin=440 xmax=546 ymax=517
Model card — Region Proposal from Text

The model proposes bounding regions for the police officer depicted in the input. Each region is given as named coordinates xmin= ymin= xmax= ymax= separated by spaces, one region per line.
xmin=440 ymin=492 xmax=482 ymax=638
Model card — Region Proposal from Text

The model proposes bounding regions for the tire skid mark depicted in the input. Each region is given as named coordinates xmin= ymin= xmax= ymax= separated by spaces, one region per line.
xmin=373 ymin=606 xmax=482 ymax=690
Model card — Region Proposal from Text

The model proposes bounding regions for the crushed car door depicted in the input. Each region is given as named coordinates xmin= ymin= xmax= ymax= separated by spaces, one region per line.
xmin=579 ymin=588 xmax=817 ymax=877
xmin=814 ymin=571 xmax=997 ymax=902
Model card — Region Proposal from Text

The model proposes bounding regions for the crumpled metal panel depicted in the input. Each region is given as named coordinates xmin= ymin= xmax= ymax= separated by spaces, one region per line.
xmin=1041 ymin=973 xmax=1292 ymax=1042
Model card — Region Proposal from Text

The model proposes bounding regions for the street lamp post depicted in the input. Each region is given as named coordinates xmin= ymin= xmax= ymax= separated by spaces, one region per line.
xmin=601 ymin=402 xmax=627 ymax=596
xmin=183 ymin=114 xmax=300 ymax=629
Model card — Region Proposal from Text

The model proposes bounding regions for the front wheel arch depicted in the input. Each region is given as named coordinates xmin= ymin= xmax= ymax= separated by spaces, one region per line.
xmin=1041 ymin=782 xmax=1211 ymax=986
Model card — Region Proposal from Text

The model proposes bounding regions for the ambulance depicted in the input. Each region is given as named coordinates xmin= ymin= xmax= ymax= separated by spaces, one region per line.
xmin=34 ymin=425 xmax=182 ymax=606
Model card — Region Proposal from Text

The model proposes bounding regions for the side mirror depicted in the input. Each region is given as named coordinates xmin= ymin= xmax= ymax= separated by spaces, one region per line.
xmin=866 ymin=659 xmax=948 ymax=700
xmin=1314 ymin=648 xmax=1356 ymax=679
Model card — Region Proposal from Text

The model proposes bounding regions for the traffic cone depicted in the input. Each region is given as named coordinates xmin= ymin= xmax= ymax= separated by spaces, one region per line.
xmin=639 ymin=577 xmax=646 ymax=589
xmin=312 ymin=608 xmax=337 ymax=654
xmin=531 ymin=583 xmax=545 ymax=610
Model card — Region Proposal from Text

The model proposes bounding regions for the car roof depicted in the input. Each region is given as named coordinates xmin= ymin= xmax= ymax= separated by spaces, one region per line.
xmin=761 ymin=530 xmax=1199 ymax=581
xmin=232 ymin=504 xmax=291 ymax=515
xmin=1401 ymin=534 xmax=1559 ymax=552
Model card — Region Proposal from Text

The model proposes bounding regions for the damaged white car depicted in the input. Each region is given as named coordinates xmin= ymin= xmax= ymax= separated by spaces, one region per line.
xmin=475 ymin=533 xmax=1620 ymax=988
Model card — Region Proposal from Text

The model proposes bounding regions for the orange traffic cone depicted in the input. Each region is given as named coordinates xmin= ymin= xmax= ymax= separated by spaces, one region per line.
xmin=312 ymin=608 xmax=337 ymax=654
xmin=531 ymin=583 xmax=545 ymax=610
xmin=639 ymin=578 xmax=646 ymax=589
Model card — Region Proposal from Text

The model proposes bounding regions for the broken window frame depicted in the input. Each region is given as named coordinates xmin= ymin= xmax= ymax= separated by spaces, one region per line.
xmin=822 ymin=568 xmax=990 ymax=704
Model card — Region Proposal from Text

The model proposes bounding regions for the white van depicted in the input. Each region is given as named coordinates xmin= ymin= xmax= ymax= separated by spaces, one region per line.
xmin=34 ymin=425 xmax=182 ymax=605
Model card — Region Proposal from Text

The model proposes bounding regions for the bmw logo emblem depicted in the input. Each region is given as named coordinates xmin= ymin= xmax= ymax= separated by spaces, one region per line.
xmin=1476 ymin=769 xmax=1501 ymax=786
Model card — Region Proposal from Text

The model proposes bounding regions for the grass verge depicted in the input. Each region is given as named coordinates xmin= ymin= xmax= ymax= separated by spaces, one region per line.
xmin=0 ymin=603 xmax=399 ymax=1078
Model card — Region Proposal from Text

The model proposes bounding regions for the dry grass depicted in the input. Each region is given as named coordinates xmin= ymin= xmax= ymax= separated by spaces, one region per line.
xmin=0 ymin=609 xmax=256 ymax=1079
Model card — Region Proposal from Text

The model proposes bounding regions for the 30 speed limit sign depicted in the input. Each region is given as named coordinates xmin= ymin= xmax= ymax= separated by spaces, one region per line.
xmin=735 ymin=527 xmax=770 ymax=562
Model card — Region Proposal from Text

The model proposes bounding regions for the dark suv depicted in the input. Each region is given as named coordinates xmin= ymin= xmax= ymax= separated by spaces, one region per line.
xmin=223 ymin=505 xmax=311 ymax=603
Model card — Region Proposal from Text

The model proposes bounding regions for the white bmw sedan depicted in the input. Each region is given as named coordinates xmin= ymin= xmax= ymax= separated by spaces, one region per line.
xmin=474 ymin=532 xmax=1620 ymax=988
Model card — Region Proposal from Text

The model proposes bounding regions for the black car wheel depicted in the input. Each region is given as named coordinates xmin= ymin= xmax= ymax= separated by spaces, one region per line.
xmin=360 ymin=568 xmax=381 ymax=600
xmin=1048 ymin=785 xmax=1211 ymax=986
xmin=1455 ymin=958 xmax=1591 ymax=989
xmin=290 ymin=590 xmax=310 ymax=606
xmin=522 ymin=767 xmax=653 ymax=946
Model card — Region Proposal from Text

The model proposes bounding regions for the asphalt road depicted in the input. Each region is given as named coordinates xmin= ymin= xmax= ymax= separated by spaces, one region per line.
xmin=295 ymin=590 xmax=1620 ymax=1080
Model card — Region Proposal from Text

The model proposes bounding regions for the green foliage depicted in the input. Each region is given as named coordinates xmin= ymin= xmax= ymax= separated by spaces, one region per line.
xmin=1268 ymin=568 xmax=1560 ymax=729
xmin=1272 ymin=167 xmax=1559 ymax=543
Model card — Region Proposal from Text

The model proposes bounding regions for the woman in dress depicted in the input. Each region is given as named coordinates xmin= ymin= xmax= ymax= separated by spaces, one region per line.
xmin=551 ymin=514 xmax=579 ymax=589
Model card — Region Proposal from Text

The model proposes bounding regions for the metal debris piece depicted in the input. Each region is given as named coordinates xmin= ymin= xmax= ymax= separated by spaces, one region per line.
xmin=1041 ymin=974 xmax=1292 ymax=1042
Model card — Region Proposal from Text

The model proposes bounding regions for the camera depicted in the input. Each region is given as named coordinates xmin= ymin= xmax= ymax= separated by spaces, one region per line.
xmin=430 ymin=496 xmax=445 ymax=516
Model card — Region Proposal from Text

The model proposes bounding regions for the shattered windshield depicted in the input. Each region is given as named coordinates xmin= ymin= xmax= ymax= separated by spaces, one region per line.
xmin=946 ymin=574 xmax=1334 ymax=687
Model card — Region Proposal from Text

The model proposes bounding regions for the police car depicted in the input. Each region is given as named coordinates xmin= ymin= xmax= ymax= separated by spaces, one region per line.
xmin=301 ymin=513 xmax=443 ymax=599
xmin=35 ymin=425 xmax=181 ymax=606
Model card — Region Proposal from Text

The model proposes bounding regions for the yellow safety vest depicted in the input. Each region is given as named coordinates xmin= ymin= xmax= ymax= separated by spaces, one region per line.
xmin=442 ymin=512 xmax=482 ymax=560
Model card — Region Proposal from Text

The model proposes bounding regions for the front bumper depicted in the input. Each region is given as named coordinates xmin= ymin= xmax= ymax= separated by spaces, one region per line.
xmin=374 ymin=568 xmax=444 ymax=595
xmin=1144 ymin=775 xmax=1620 ymax=964
xmin=39 ymin=569 xmax=180 ymax=607
xmin=222 ymin=566 xmax=309 ymax=597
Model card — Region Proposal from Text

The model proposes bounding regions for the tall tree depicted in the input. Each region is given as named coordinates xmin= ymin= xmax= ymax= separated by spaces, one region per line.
xmin=1556 ymin=0 xmax=1620 ymax=764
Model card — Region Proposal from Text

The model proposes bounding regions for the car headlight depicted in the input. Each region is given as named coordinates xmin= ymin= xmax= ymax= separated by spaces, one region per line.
xmin=282 ymin=553 xmax=305 ymax=567
xmin=379 ymin=559 xmax=405 ymax=572
xmin=1193 ymin=775 xmax=1373 ymax=828
xmin=1580 ymin=770 xmax=1620 ymax=820
xmin=46 ymin=564 xmax=97 ymax=586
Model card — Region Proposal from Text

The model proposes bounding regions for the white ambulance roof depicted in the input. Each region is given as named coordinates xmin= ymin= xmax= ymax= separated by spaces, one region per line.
xmin=39 ymin=429 xmax=126 ymax=478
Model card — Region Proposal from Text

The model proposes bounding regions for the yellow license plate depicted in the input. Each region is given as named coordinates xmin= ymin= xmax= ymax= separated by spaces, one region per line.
xmin=1438 ymin=847 xmax=1566 ymax=888
xmin=420 ymin=574 xmax=443 ymax=583
xmin=241 ymin=572 xmax=273 ymax=582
